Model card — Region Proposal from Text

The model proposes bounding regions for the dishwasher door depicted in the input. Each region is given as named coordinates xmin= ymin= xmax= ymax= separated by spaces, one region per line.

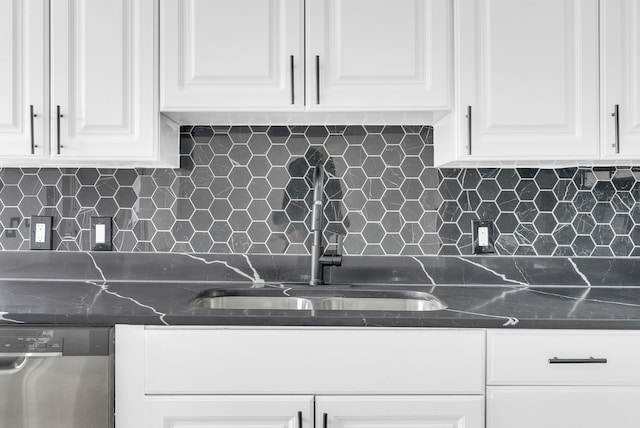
xmin=0 ymin=327 xmax=113 ymax=428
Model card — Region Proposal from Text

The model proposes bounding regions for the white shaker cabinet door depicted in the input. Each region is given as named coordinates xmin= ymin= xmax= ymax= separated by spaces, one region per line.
xmin=601 ymin=0 xmax=640 ymax=159
xmin=50 ymin=0 xmax=157 ymax=161
xmin=146 ymin=396 xmax=314 ymax=428
xmin=0 ymin=0 xmax=46 ymax=158
xmin=458 ymin=0 xmax=599 ymax=161
xmin=306 ymin=0 xmax=451 ymax=111
xmin=316 ymin=396 xmax=484 ymax=428
xmin=161 ymin=0 xmax=304 ymax=111
xmin=488 ymin=386 xmax=640 ymax=428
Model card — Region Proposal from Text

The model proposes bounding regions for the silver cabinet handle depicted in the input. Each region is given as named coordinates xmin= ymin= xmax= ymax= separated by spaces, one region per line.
xmin=29 ymin=105 xmax=38 ymax=154
xmin=315 ymin=55 xmax=320 ymax=104
xmin=297 ymin=411 xmax=303 ymax=428
xmin=56 ymin=105 xmax=64 ymax=154
xmin=290 ymin=55 xmax=295 ymax=105
xmin=549 ymin=357 xmax=607 ymax=364
xmin=322 ymin=413 xmax=328 ymax=428
xmin=612 ymin=104 xmax=620 ymax=154
xmin=466 ymin=105 xmax=472 ymax=155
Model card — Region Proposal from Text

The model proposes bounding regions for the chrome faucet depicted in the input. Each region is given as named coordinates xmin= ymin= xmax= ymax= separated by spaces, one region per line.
xmin=309 ymin=166 xmax=343 ymax=285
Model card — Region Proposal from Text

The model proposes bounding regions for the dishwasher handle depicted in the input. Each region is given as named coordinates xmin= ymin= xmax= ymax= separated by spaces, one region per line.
xmin=0 ymin=356 xmax=28 ymax=373
xmin=0 ymin=352 xmax=62 ymax=374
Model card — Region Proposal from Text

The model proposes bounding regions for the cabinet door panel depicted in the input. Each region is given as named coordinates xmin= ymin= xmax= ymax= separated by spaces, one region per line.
xmin=162 ymin=0 xmax=304 ymax=110
xmin=0 ymin=0 xmax=45 ymax=157
xmin=459 ymin=0 xmax=598 ymax=160
xmin=488 ymin=386 xmax=640 ymax=428
xmin=144 ymin=328 xmax=485 ymax=395
xmin=316 ymin=396 xmax=484 ymax=428
xmin=601 ymin=0 xmax=640 ymax=158
xmin=51 ymin=0 xmax=156 ymax=159
xmin=146 ymin=396 xmax=313 ymax=428
xmin=307 ymin=0 xmax=451 ymax=110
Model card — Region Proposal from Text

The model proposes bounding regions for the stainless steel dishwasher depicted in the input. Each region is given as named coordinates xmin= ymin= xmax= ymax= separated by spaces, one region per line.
xmin=0 ymin=327 xmax=113 ymax=427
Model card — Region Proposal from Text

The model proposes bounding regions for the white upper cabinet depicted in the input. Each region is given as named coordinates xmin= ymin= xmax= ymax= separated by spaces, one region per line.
xmin=601 ymin=0 xmax=640 ymax=159
xmin=306 ymin=0 xmax=451 ymax=110
xmin=435 ymin=0 xmax=600 ymax=166
xmin=161 ymin=0 xmax=304 ymax=111
xmin=459 ymin=0 xmax=599 ymax=161
xmin=160 ymin=0 xmax=452 ymax=121
xmin=51 ymin=0 xmax=160 ymax=161
xmin=0 ymin=0 xmax=178 ymax=167
xmin=0 ymin=0 xmax=46 ymax=158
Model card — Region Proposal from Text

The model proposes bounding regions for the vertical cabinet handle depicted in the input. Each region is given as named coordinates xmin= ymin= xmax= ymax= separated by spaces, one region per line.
xmin=297 ymin=411 xmax=303 ymax=428
xmin=56 ymin=105 xmax=64 ymax=154
xmin=315 ymin=55 xmax=320 ymax=104
xmin=290 ymin=55 xmax=295 ymax=105
xmin=29 ymin=105 xmax=38 ymax=154
xmin=466 ymin=105 xmax=472 ymax=155
xmin=612 ymin=104 xmax=620 ymax=154
xmin=322 ymin=413 xmax=328 ymax=428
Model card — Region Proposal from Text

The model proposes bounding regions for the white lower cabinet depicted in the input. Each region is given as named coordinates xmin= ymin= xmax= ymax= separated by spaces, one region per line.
xmin=115 ymin=326 xmax=485 ymax=428
xmin=486 ymin=329 xmax=640 ymax=428
xmin=117 ymin=326 xmax=640 ymax=428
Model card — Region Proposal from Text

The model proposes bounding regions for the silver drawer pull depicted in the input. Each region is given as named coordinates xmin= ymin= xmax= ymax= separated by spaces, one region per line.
xmin=549 ymin=357 xmax=607 ymax=364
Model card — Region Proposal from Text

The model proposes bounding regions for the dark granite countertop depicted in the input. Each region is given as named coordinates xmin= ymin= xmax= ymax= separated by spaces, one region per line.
xmin=1 ymin=280 xmax=640 ymax=329
xmin=1 ymin=251 xmax=640 ymax=329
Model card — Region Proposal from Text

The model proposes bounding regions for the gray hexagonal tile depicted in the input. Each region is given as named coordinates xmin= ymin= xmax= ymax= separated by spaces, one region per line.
xmin=399 ymin=134 xmax=422 ymax=156
xmin=151 ymin=209 xmax=175 ymax=231
xmin=152 ymin=169 xmax=176 ymax=187
xmin=496 ymin=169 xmax=519 ymax=190
xmin=247 ymin=199 xmax=270 ymax=221
xmin=534 ymin=190 xmax=558 ymax=212
xmin=266 ymin=145 xmax=291 ymax=166
xmin=611 ymin=235 xmax=634 ymax=256
xmin=516 ymin=180 xmax=539 ymax=201
xmin=190 ymin=126 xmax=213 ymax=143
xmin=247 ymin=155 xmax=270 ymax=177
xmin=133 ymin=219 xmax=156 ymax=241
xmin=534 ymin=212 xmax=557 ymax=234
xmin=533 ymin=235 xmax=556 ymax=256
xmin=377 ymin=188 xmax=401 ymax=212
xmin=400 ymin=200 xmax=422 ymax=222
xmin=114 ymin=208 xmax=137 ymax=230
xmin=534 ymin=170 xmax=557 ymax=189
xmin=228 ymin=166 xmax=252 ymax=188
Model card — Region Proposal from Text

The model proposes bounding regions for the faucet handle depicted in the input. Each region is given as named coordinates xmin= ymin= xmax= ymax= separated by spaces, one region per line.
xmin=319 ymin=233 xmax=343 ymax=270
xmin=325 ymin=233 xmax=343 ymax=257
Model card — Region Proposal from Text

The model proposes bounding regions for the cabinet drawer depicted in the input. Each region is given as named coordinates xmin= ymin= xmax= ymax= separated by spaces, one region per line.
xmin=487 ymin=330 xmax=640 ymax=385
xmin=488 ymin=386 xmax=640 ymax=428
xmin=144 ymin=327 xmax=485 ymax=394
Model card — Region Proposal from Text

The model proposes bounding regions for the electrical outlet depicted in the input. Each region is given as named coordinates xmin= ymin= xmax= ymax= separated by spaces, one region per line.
xmin=472 ymin=220 xmax=495 ymax=254
xmin=30 ymin=216 xmax=53 ymax=250
xmin=91 ymin=217 xmax=112 ymax=251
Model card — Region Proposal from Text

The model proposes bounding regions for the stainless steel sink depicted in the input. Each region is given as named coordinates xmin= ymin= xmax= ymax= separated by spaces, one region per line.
xmin=190 ymin=286 xmax=446 ymax=312
xmin=196 ymin=296 xmax=314 ymax=310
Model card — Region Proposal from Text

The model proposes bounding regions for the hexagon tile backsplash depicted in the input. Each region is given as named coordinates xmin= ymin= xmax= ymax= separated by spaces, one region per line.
xmin=0 ymin=125 xmax=639 ymax=257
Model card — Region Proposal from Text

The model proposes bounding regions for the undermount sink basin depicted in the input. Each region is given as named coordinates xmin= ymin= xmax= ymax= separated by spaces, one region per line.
xmin=190 ymin=286 xmax=446 ymax=312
